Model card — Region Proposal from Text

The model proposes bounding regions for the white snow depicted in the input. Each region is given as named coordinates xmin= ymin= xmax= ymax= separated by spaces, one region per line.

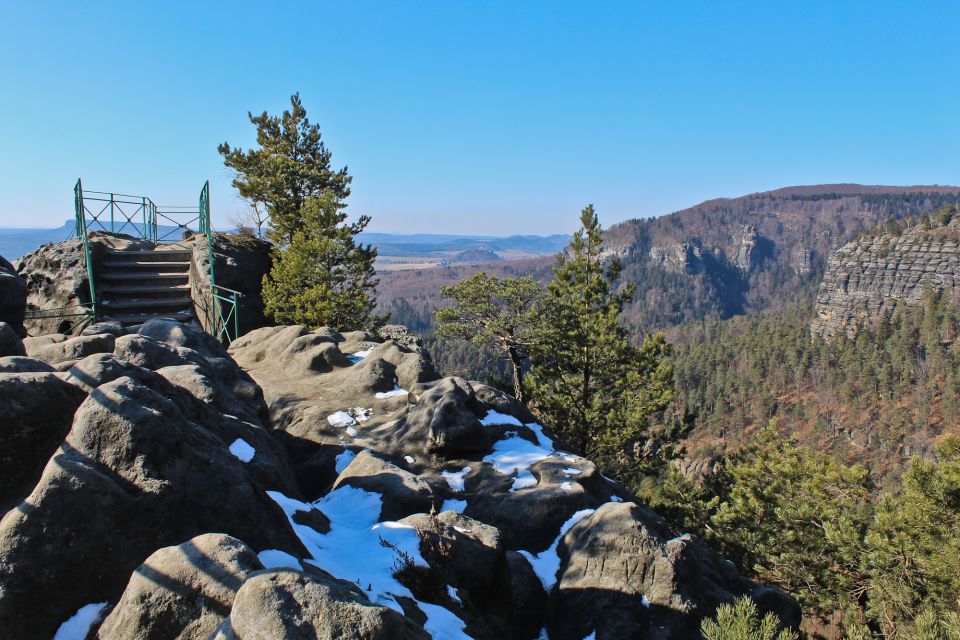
xmin=376 ymin=386 xmax=409 ymax=399
xmin=404 ymin=455 xmax=416 ymax=464
xmin=483 ymin=432 xmax=551 ymax=476
xmin=345 ymin=426 xmax=358 ymax=437
xmin=258 ymin=549 xmax=303 ymax=570
xmin=419 ymin=601 xmax=472 ymax=640
xmin=335 ymin=449 xmax=356 ymax=473
xmin=640 ymin=595 xmax=650 ymax=608
xmin=327 ymin=411 xmax=356 ymax=428
xmin=562 ymin=467 xmax=581 ymax=476
xmin=441 ymin=498 xmax=467 ymax=513
xmin=352 ymin=407 xmax=373 ymax=422
xmin=524 ymin=422 xmax=556 ymax=450
xmin=228 ymin=438 xmax=255 ymax=463
xmin=346 ymin=347 xmax=374 ymax=363
xmin=518 ymin=509 xmax=596 ymax=591
xmin=441 ymin=466 xmax=471 ymax=492
xmin=267 ymin=486 xmax=425 ymax=612
xmin=560 ymin=482 xmax=576 ymax=492
xmin=611 ymin=495 xmax=623 ymax=503
xmin=54 ymin=602 xmax=109 ymax=640
xmin=447 ymin=585 xmax=462 ymax=605
xmin=582 ymin=632 xmax=597 ymax=640
xmin=510 ymin=469 xmax=538 ymax=491
xmin=480 ymin=410 xmax=524 ymax=427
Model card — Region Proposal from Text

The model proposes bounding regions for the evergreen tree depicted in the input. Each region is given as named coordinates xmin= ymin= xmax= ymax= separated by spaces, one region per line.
xmin=700 ymin=596 xmax=799 ymax=640
xmin=218 ymin=93 xmax=352 ymax=245
xmin=863 ymin=435 xmax=960 ymax=637
xmin=261 ymin=193 xmax=385 ymax=331
xmin=526 ymin=205 xmax=675 ymax=478
xmin=434 ymin=272 xmax=543 ymax=402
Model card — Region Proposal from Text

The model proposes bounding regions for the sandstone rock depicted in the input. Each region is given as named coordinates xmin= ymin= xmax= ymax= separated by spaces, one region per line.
xmin=0 ymin=321 xmax=25 ymax=356
xmin=506 ymin=550 xmax=547 ymax=640
xmin=0 ymin=356 xmax=54 ymax=373
xmin=63 ymin=353 xmax=153 ymax=393
xmin=212 ymin=569 xmax=429 ymax=640
xmin=82 ymin=320 xmax=128 ymax=337
xmin=98 ymin=534 xmax=264 ymax=640
xmin=0 ymin=372 xmax=86 ymax=509
xmin=25 ymin=332 xmax=115 ymax=365
xmin=546 ymin=501 xmax=800 ymax=639
xmin=333 ymin=450 xmax=439 ymax=521
xmin=0 ymin=255 xmax=26 ymax=336
xmin=0 ymin=374 xmax=302 ymax=639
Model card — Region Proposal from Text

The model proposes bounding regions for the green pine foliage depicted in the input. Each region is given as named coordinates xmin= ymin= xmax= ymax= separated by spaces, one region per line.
xmin=526 ymin=205 xmax=675 ymax=480
xmin=261 ymin=193 xmax=385 ymax=331
xmin=434 ymin=272 xmax=543 ymax=402
xmin=700 ymin=596 xmax=799 ymax=640
xmin=219 ymin=92 xmax=353 ymax=245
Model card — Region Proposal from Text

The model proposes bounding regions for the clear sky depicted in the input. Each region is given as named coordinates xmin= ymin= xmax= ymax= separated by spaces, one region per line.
xmin=1 ymin=1 xmax=958 ymax=234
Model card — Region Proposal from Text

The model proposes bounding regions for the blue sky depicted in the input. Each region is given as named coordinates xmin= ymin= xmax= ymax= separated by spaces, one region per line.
xmin=1 ymin=1 xmax=957 ymax=234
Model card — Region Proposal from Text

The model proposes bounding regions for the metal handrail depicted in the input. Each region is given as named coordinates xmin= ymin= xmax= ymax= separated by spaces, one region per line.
xmin=24 ymin=179 xmax=242 ymax=344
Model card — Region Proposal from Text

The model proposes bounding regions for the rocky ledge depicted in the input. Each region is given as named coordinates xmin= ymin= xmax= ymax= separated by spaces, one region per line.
xmin=0 ymin=320 xmax=798 ymax=639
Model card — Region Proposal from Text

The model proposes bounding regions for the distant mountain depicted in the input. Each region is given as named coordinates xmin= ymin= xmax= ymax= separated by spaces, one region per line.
xmin=357 ymin=232 xmax=569 ymax=257
xmin=449 ymin=247 xmax=503 ymax=264
xmin=0 ymin=222 xmax=75 ymax=261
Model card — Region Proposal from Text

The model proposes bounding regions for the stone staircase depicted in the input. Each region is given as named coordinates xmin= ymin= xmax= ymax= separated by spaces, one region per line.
xmin=98 ymin=247 xmax=195 ymax=328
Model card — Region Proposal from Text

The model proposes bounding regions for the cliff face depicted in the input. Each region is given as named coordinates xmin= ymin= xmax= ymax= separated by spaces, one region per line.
xmin=812 ymin=216 xmax=960 ymax=339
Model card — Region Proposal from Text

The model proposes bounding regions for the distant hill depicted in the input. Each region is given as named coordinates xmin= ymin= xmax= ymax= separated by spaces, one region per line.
xmin=0 ymin=222 xmax=75 ymax=261
xmin=449 ymin=248 xmax=502 ymax=264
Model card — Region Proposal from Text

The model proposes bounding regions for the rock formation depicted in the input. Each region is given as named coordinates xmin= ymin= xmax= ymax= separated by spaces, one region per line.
xmin=812 ymin=216 xmax=960 ymax=338
xmin=0 ymin=319 xmax=798 ymax=639
xmin=0 ymin=255 xmax=26 ymax=336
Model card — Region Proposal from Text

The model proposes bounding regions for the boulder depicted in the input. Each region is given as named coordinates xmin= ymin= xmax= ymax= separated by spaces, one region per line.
xmin=0 ymin=256 xmax=26 ymax=337
xmin=333 ymin=450 xmax=439 ymax=521
xmin=81 ymin=320 xmax=127 ymax=337
xmin=0 ymin=321 xmax=25 ymax=356
xmin=0 ymin=375 xmax=302 ymax=639
xmin=0 ymin=356 xmax=54 ymax=373
xmin=546 ymin=501 xmax=800 ymax=640
xmin=0 ymin=372 xmax=86 ymax=509
xmin=506 ymin=550 xmax=548 ymax=640
xmin=63 ymin=352 xmax=153 ymax=393
xmin=98 ymin=534 xmax=264 ymax=640
xmin=212 ymin=569 xmax=430 ymax=640
xmin=25 ymin=333 xmax=115 ymax=365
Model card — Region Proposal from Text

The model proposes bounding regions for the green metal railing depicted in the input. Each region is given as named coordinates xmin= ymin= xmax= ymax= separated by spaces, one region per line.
xmin=23 ymin=179 xmax=242 ymax=343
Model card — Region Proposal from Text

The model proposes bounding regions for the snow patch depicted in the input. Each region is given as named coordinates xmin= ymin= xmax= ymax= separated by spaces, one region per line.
xmin=611 ymin=495 xmax=623 ymax=503
xmin=346 ymin=347 xmax=374 ymax=363
xmin=483 ymin=432 xmax=551 ymax=476
xmin=510 ymin=469 xmax=538 ymax=491
xmin=525 ymin=422 xmax=556 ymax=450
xmin=441 ymin=466 xmax=470 ymax=492
xmin=327 ymin=411 xmax=355 ymax=428
xmin=375 ymin=386 xmax=408 ymax=399
xmin=447 ymin=585 xmax=462 ymax=605
xmin=640 ymin=595 xmax=650 ymax=608
xmin=518 ymin=509 xmax=596 ymax=591
xmin=352 ymin=407 xmax=372 ymax=422
xmin=258 ymin=549 xmax=302 ymax=570
xmin=560 ymin=482 xmax=576 ymax=492
xmin=404 ymin=455 xmax=416 ymax=464
xmin=335 ymin=449 xmax=356 ymax=473
xmin=480 ymin=410 xmax=523 ymax=427
xmin=441 ymin=498 xmax=467 ymax=513
xmin=346 ymin=426 xmax=358 ymax=437
xmin=583 ymin=632 xmax=597 ymax=640
xmin=420 ymin=601 xmax=472 ymax=640
xmin=228 ymin=438 xmax=255 ymax=463
xmin=54 ymin=602 xmax=109 ymax=640
xmin=562 ymin=467 xmax=581 ymax=476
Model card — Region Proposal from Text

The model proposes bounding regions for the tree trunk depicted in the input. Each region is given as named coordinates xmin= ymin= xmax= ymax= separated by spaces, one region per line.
xmin=508 ymin=346 xmax=525 ymax=403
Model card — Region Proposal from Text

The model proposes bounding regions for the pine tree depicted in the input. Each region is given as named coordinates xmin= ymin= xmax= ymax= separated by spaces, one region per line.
xmin=261 ymin=193 xmax=385 ymax=331
xmin=700 ymin=596 xmax=799 ymax=640
xmin=218 ymin=93 xmax=352 ymax=245
xmin=435 ymin=272 xmax=543 ymax=402
xmin=526 ymin=205 xmax=674 ymax=478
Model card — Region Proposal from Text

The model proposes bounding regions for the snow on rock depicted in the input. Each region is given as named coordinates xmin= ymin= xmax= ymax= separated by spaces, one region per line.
xmin=560 ymin=482 xmax=576 ymax=492
xmin=483 ymin=431 xmax=551 ymax=477
xmin=268 ymin=486 xmax=424 ymax=612
xmin=583 ymin=632 xmax=597 ymax=640
xmin=519 ymin=508 xmax=596 ymax=591
xmin=404 ymin=455 xmax=416 ymax=464
xmin=228 ymin=438 xmax=256 ymax=463
xmin=258 ymin=548 xmax=303 ymax=570
xmin=480 ymin=410 xmax=523 ymax=427
xmin=346 ymin=347 xmax=374 ymax=364
xmin=510 ymin=469 xmax=538 ymax=492
xmin=441 ymin=498 xmax=467 ymax=513
xmin=441 ymin=466 xmax=471 ymax=492
xmin=327 ymin=411 xmax=356 ymax=428
xmin=419 ymin=601 xmax=472 ymax=640
xmin=525 ymin=422 xmax=555 ymax=450
xmin=352 ymin=407 xmax=373 ymax=422
xmin=447 ymin=585 xmax=462 ymax=605
xmin=53 ymin=602 xmax=109 ymax=640
xmin=561 ymin=467 xmax=581 ymax=476
xmin=375 ymin=386 xmax=409 ymax=399
xmin=334 ymin=449 xmax=356 ymax=474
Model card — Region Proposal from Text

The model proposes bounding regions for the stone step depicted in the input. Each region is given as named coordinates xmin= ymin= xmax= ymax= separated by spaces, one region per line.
xmin=104 ymin=310 xmax=195 ymax=326
xmin=101 ymin=296 xmax=193 ymax=312
xmin=100 ymin=261 xmax=190 ymax=271
xmin=99 ymin=284 xmax=192 ymax=297
xmin=100 ymin=271 xmax=188 ymax=283
xmin=105 ymin=249 xmax=192 ymax=262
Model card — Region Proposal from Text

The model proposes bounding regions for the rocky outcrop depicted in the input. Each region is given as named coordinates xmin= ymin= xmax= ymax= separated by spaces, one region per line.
xmin=649 ymin=242 xmax=702 ymax=274
xmin=0 ymin=320 xmax=798 ymax=639
xmin=0 ymin=255 xmax=26 ymax=336
xmin=191 ymin=233 xmax=272 ymax=338
xmin=731 ymin=224 xmax=757 ymax=271
xmin=812 ymin=217 xmax=960 ymax=338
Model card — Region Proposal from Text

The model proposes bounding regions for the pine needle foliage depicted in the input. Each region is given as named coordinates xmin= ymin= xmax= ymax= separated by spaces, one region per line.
xmin=700 ymin=596 xmax=799 ymax=640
